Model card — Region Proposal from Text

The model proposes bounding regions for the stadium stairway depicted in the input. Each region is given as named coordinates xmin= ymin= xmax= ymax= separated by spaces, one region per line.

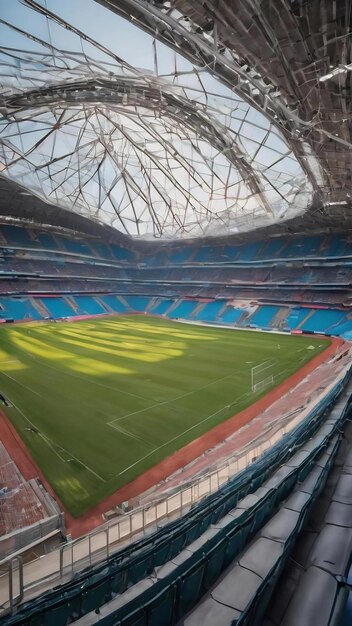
xmin=269 ymin=307 xmax=290 ymax=330
xmin=72 ymin=296 xmax=106 ymax=316
xmin=68 ymin=376 xmax=352 ymax=626
xmin=148 ymin=298 xmax=174 ymax=316
xmin=215 ymin=301 xmax=229 ymax=321
xmin=99 ymin=295 xmax=128 ymax=314
xmin=295 ymin=308 xmax=316 ymax=330
xmin=217 ymin=307 xmax=243 ymax=325
xmin=124 ymin=296 xmax=151 ymax=312
xmin=187 ymin=301 xmax=206 ymax=319
xmin=65 ymin=295 xmax=79 ymax=314
xmin=30 ymin=297 xmax=50 ymax=318
xmin=40 ymin=297 xmax=76 ymax=318
xmin=194 ymin=301 xmax=224 ymax=322
xmin=162 ymin=298 xmax=184 ymax=317
xmin=145 ymin=297 xmax=158 ymax=313
xmin=94 ymin=296 xmax=114 ymax=314
xmin=0 ymin=293 xmax=351 ymax=338
xmin=247 ymin=305 xmax=280 ymax=329
xmin=264 ymin=415 xmax=352 ymax=626
xmin=117 ymin=295 xmax=133 ymax=311
xmin=284 ymin=308 xmax=309 ymax=330
xmin=300 ymin=310 xmax=347 ymax=334
xmin=4 ymin=367 xmax=350 ymax=626
xmin=0 ymin=297 xmax=41 ymax=321
xmin=168 ymin=300 xmax=198 ymax=319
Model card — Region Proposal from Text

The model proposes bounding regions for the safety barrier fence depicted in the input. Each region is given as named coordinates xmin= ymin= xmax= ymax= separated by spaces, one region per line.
xmin=1 ymin=366 xmax=351 ymax=624
xmin=0 ymin=514 xmax=64 ymax=563
xmin=73 ymin=418 xmax=349 ymax=625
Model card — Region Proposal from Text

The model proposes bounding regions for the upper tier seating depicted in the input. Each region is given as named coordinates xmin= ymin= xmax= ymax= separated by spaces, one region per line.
xmin=61 ymin=239 xmax=93 ymax=256
xmin=0 ymin=225 xmax=135 ymax=264
xmin=0 ymin=224 xmax=351 ymax=337
xmin=142 ymin=233 xmax=352 ymax=266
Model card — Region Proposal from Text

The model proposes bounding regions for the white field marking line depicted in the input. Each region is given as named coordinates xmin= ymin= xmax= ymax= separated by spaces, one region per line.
xmin=8 ymin=398 xmax=41 ymax=432
xmin=38 ymin=433 xmax=106 ymax=482
xmin=0 ymin=359 xmax=20 ymax=364
xmin=38 ymin=433 xmax=68 ymax=463
xmin=110 ymin=422 xmax=155 ymax=449
xmin=0 ymin=370 xmax=41 ymax=397
xmin=116 ymin=388 xmax=253 ymax=478
xmin=5 ymin=393 xmax=106 ymax=483
xmin=108 ymin=366 xmax=247 ymax=426
xmin=11 ymin=336 xmax=147 ymax=401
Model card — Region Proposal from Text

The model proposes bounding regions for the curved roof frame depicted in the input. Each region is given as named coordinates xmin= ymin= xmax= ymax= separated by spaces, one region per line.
xmin=0 ymin=0 xmax=325 ymax=239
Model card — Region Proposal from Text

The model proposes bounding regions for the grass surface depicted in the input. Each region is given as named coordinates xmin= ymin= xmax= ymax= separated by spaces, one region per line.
xmin=0 ymin=316 xmax=330 ymax=516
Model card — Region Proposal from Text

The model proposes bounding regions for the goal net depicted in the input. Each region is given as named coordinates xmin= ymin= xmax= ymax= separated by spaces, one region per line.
xmin=251 ymin=360 xmax=275 ymax=393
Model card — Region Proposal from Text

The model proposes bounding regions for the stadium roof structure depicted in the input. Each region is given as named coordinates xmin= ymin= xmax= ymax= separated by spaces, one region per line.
xmin=0 ymin=0 xmax=351 ymax=240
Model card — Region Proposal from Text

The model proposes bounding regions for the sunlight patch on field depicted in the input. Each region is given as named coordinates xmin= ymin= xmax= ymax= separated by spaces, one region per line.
xmin=54 ymin=477 xmax=90 ymax=501
xmin=0 ymin=357 xmax=25 ymax=372
xmin=0 ymin=316 xmax=330 ymax=516
xmin=69 ymin=357 xmax=133 ymax=376
xmin=10 ymin=331 xmax=74 ymax=360
xmin=44 ymin=334 xmax=185 ymax=363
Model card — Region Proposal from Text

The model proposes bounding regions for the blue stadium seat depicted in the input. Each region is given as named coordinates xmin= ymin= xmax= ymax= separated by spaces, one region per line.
xmin=72 ymin=296 xmax=106 ymax=315
xmin=285 ymin=236 xmax=323 ymax=258
xmin=99 ymin=296 xmax=129 ymax=314
xmin=194 ymin=301 xmax=224 ymax=322
xmin=110 ymin=245 xmax=135 ymax=263
xmin=36 ymin=233 xmax=58 ymax=249
xmin=2 ymin=226 xmax=32 ymax=246
xmin=61 ymin=239 xmax=91 ymax=255
xmin=301 ymin=310 xmax=347 ymax=333
xmin=238 ymin=241 xmax=263 ymax=261
xmin=124 ymin=296 xmax=151 ymax=311
xmin=248 ymin=305 xmax=280 ymax=328
xmin=149 ymin=299 xmax=174 ymax=315
xmin=40 ymin=297 xmax=75 ymax=318
xmin=169 ymin=301 xmax=198 ymax=319
xmin=0 ymin=297 xmax=41 ymax=320
xmin=218 ymin=308 xmax=243 ymax=324
xmin=261 ymin=238 xmax=287 ymax=259
xmin=169 ymin=249 xmax=193 ymax=264
xmin=285 ymin=308 xmax=310 ymax=329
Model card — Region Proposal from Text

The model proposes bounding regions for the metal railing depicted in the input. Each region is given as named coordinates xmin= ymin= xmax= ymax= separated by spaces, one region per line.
xmin=1 ymin=361 xmax=350 ymax=617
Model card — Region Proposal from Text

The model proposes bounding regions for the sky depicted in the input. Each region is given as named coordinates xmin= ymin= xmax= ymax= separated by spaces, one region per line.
xmin=0 ymin=0 xmax=314 ymax=238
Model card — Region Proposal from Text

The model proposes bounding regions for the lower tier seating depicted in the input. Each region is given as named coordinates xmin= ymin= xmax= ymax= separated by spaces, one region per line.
xmin=0 ymin=295 xmax=351 ymax=339
xmin=4 ymin=369 xmax=349 ymax=626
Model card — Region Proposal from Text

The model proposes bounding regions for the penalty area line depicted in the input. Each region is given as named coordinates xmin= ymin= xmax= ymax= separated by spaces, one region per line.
xmin=108 ymin=365 xmax=247 ymax=427
xmin=38 ymin=433 xmax=106 ymax=483
xmin=4 ymin=394 xmax=106 ymax=483
xmin=116 ymin=388 xmax=252 ymax=478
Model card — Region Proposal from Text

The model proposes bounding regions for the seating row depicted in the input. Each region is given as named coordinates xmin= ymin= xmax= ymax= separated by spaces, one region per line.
xmin=3 ymin=370 xmax=351 ymax=626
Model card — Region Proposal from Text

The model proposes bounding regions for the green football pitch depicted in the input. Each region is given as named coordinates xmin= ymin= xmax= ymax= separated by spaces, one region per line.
xmin=0 ymin=316 xmax=330 ymax=516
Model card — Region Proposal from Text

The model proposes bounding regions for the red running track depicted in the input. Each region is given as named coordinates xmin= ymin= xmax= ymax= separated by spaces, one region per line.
xmin=0 ymin=336 xmax=344 ymax=538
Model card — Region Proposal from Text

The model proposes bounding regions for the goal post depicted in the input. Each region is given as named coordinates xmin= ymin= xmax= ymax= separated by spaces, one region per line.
xmin=251 ymin=360 xmax=275 ymax=393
